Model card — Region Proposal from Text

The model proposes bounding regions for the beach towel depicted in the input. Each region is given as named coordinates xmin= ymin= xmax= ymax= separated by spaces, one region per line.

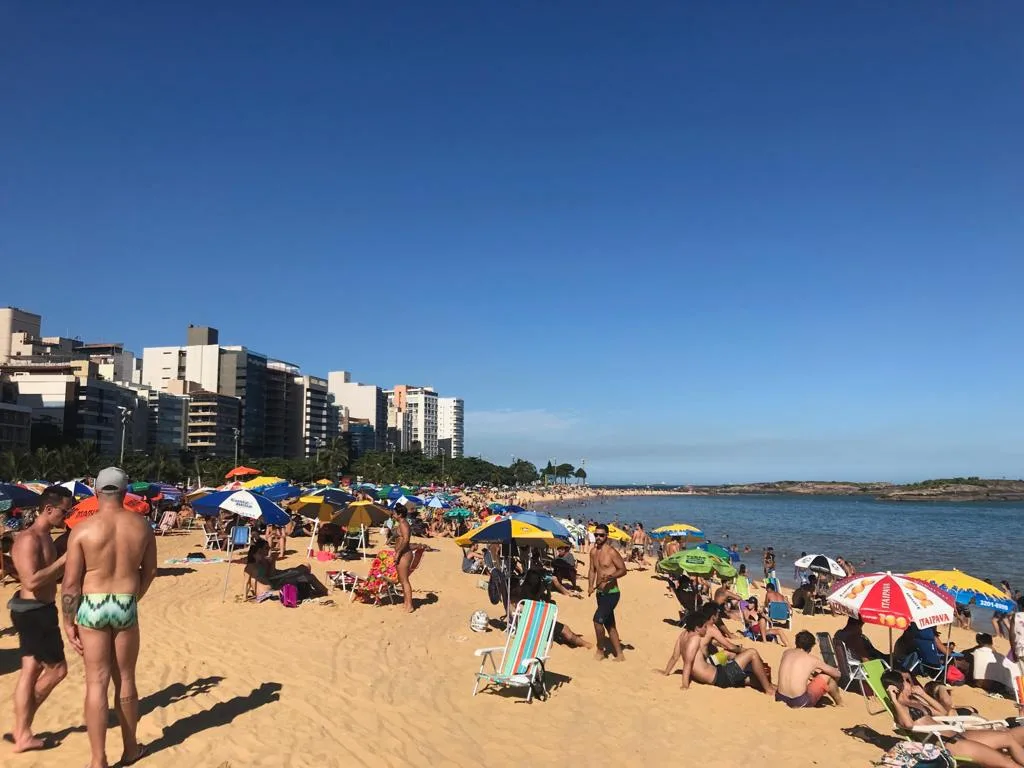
xmin=164 ymin=557 xmax=227 ymax=565
xmin=875 ymin=741 xmax=954 ymax=768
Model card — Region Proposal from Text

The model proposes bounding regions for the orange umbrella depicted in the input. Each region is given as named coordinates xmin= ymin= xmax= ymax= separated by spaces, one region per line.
xmin=66 ymin=494 xmax=149 ymax=528
xmin=225 ymin=465 xmax=262 ymax=479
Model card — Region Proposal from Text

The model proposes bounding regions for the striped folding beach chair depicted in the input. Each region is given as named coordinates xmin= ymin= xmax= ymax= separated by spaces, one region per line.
xmin=473 ymin=599 xmax=558 ymax=702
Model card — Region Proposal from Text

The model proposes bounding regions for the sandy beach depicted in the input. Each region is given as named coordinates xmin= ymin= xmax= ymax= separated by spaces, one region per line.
xmin=2 ymin=527 xmax=1019 ymax=768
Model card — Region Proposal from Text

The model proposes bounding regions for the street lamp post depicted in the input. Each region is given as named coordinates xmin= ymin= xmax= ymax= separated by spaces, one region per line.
xmin=117 ymin=406 xmax=132 ymax=466
xmin=232 ymin=427 xmax=240 ymax=467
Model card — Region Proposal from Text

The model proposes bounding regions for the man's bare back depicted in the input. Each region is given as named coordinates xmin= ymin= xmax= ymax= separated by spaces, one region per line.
xmin=72 ymin=511 xmax=155 ymax=596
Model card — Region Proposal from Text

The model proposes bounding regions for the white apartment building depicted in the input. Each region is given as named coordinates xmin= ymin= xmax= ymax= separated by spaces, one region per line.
xmin=437 ymin=397 xmax=464 ymax=458
xmin=386 ymin=385 xmax=438 ymax=456
xmin=0 ymin=307 xmax=42 ymax=364
xmin=327 ymin=371 xmax=386 ymax=451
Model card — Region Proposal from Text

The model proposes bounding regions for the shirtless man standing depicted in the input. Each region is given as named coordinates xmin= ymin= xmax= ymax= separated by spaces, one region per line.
xmin=680 ymin=608 xmax=775 ymax=695
xmin=61 ymin=468 xmax=157 ymax=768
xmin=588 ymin=523 xmax=627 ymax=661
xmin=630 ymin=523 xmax=648 ymax=565
xmin=9 ymin=485 xmax=73 ymax=753
xmin=775 ymin=630 xmax=842 ymax=708
xmin=392 ymin=505 xmax=416 ymax=613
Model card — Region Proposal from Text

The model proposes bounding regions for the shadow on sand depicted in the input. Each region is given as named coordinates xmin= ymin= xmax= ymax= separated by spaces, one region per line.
xmin=144 ymin=681 xmax=282 ymax=756
xmin=841 ymin=724 xmax=901 ymax=751
xmin=156 ymin=567 xmax=197 ymax=577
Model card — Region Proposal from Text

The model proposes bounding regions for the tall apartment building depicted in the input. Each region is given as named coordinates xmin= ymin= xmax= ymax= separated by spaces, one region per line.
xmin=437 ymin=397 xmax=465 ymax=458
xmin=327 ymin=371 xmax=386 ymax=451
xmin=386 ymin=385 xmax=439 ymax=456
xmin=296 ymin=374 xmax=335 ymax=459
xmin=141 ymin=327 xmax=268 ymax=456
xmin=265 ymin=359 xmax=302 ymax=459
xmin=131 ymin=385 xmax=188 ymax=452
xmin=186 ymin=390 xmax=241 ymax=458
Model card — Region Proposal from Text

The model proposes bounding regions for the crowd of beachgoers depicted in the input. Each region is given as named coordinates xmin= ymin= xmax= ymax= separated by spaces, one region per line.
xmin=2 ymin=471 xmax=1024 ymax=767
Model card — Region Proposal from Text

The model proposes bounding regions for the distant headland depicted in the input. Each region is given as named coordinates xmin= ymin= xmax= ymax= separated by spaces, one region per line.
xmin=683 ymin=477 xmax=1024 ymax=502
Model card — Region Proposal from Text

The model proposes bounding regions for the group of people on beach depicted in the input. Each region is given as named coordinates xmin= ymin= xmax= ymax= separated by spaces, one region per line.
xmin=7 ymin=468 xmax=155 ymax=767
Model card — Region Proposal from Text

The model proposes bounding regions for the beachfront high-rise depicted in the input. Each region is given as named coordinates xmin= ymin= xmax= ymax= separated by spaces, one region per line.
xmin=0 ymin=307 xmax=42 ymax=365
xmin=437 ymin=397 xmax=464 ymax=458
xmin=327 ymin=371 xmax=387 ymax=452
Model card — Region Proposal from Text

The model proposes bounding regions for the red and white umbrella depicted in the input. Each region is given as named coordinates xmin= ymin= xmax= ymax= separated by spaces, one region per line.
xmin=827 ymin=571 xmax=955 ymax=630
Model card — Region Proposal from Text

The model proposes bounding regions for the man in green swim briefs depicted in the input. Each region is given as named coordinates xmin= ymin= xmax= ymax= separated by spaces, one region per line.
xmin=62 ymin=467 xmax=157 ymax=768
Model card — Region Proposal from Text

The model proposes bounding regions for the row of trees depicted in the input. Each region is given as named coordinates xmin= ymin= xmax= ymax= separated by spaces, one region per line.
xmin=540 ymin=461 xmax=587 ymax=484
xmin=0 ymin=440 xmax=555 ymax=489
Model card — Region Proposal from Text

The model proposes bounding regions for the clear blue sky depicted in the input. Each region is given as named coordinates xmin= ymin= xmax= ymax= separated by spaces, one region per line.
xmin=3 ymin=3 xmax=1023 ymax=483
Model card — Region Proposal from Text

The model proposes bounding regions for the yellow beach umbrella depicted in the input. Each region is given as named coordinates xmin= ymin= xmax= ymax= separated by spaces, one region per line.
xmin=314 ymin=478 xmax=333 ymax=486
xmin=336 ymin=500 xmax=391 ymax=528
xmin=287 ymin=496 xmax=341 ymax=522
xmin=241 ymin=475 xmax=286 ymax=489
xmin=652 ymin=523 xmax=705 ymax=538
xmin=455 ymin=517 xmax=562 ymax=548
xmin=908 ymin=569 xmax=1016 ymax=612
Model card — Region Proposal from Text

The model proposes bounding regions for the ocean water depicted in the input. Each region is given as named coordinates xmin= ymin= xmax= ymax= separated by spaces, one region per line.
xmin=540 ymin=494 xmax=1024 ymax=593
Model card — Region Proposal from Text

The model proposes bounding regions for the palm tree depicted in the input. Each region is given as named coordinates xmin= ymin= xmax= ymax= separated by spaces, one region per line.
xmin=0 ymin=450 xmax=32 ymax=482
xmin=555 ymin=463 xmax=575 ymax=485
xmin=319 ymin=437 xmax=349 ymax=479
xmin=542 ymin=461 xmax=555 ymax=485
xmin=574 ymin=467 xmax=587 ymax=486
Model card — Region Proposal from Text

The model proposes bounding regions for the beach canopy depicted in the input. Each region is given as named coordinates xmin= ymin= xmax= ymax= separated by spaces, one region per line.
xmin=650 ymin=523 xmax=705 ymax=540
xmin=66 ymin=493 xmax=149 ymax=527
xmin=59 ymin=480 xmax=94 ymax=499
xmin=827 ymin=572 xmax=955 ymax=631
xmin=333 ymin=500 xmax=390 ymax=528
xmin=908 ymin=569 xmax=1015 ymax=613
xmin=508 ymin=511 xmax=570 ymax=539
xmin=658 ymin=549 xmax=736 ymax=578
xmin=0 ymin=483 xmax=42 ymax=509
xmin=192 ymin=490 xmax=289 ymax=526
xmin=794 ymin=553 xmax=846 ymax=578
xmin=455 ymin=518 xmax=564 ymax=548
xmin=225 ymin=466 xmax=262 ymax=479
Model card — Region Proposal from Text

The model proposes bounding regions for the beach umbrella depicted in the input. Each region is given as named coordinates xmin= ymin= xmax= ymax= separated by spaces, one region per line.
xmin=225 ymin=465 xmax=262 ymax=479
xmin=191 ymin=490 xmax=289 ymax=526
xmin=650 ymin=523 xmax=705 ymax=540
xmin=185 ymin=486 xmax=218 ymax=502
xmin=397 ymin=495 xmax=424 ymax=507
xmin=334 ymin=500 xmax=390 ymax=528
xmin=908 ymin=569 xmax=1015 ymax=613
xmin=454 ymin=517 xmax=564 ymax=548
xmin=59 ymin=480 xmax=94 ymax=499
xmin=128 ymin=482 xmax=159 ymax=497
xmin=314 ymin=478 xmax=333 ymax=486
xmin=508 ymin=511 xmax=571 ymax=539
xmin=697 ymin=543 xmax=732 ymax=562
xmin=241 ymin=476 xmax=286 ymax=491
xmin=262 ymin=484 xmax=303 ymax=503
xmin=426 ymin=496 xmax=447 ymax=509
xmin=306 ymin=487 xmax=356 ymax=505
xmin=218 ymin=481 xmax=246 ymax=491
xmin=658 ymin=549 xmax=737 ymax=578
xmin=66 ymin=493 xmax=149 ymax=527
xmin=0 ymin=483 xmax=42 ymax=509
xmin=827 ymin=572 xmax=955 ymax=662
xmin=151 ymin=483 xmax=182 ymax=503
xmin=444 ymin=506 xmax=471 ymax=520
xmin=588 ymin=523 xmax=631 ymax=543
xmin=505 ymin=505 xmax=527 ymax=514
xmin=289 ymin=496 xmax=342 ymax=522
xmin=794 ymin=553 xmax=846 ymax=578
xmin=487 ymin=502 xmax=506 ymax=512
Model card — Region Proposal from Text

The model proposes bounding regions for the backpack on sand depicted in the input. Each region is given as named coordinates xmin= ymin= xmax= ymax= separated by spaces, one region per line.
xmin=280 ymin=583 xmax=299 ymax=608
xmin=876 ymin=742 xmax=954 ymax=768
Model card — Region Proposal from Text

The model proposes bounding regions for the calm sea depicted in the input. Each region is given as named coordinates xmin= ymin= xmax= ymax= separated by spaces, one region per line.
xmin=540 ymin=494 xmax=1024 ymax=596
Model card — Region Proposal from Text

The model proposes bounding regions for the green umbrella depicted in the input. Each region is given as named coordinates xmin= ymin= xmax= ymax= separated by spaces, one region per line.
xmin=701 ymin=543 xmax=732 ymax=562
xmin=658 ymin=549 xmax=736 ymax=578
xmin=444 ymin=507 xmax=471 ymax=520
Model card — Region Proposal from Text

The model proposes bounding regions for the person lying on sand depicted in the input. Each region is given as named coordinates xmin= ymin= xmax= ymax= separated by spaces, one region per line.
xmin=883 ymin=671 xmax=1024 ymax=768
xmin=775 ymin=630 xmax=841 ymax=708
xmin=680 ymin=605 xmax=775 ymax=695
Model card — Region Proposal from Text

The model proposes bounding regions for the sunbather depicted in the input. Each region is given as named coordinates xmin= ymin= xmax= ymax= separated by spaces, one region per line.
xmin=245 ymin=539 xmax=327 ymax=599
xmin=680 ymin=606 xmax=775 ymax=695
xmin=775 ymin=631 xmax=841 ymax=708
xmin=519 ymin=568 xmax=591 ymax=649
xmin=883 ymin=670 xmax=1024 ymax=767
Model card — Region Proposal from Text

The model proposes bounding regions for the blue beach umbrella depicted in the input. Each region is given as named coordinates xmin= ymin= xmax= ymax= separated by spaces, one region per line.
xmin=0 ymin=483 xmax=42 ymax=509
xmin=508 ymin=511 xmax=571 ymax=539
xmin=60 ymin=480 xmax=95 ymax=499
xmin=152 ymin=483 xmax=183 ymax=503
xmin=192 ymin=490 xmax=290 ymax=526
xmin=305 ymin=487 xmax=355 ymax=505
xmin=262 ymin=484 xmax=304 ymax=503
xmin=426 ymin=496 xmax=447 ymax=509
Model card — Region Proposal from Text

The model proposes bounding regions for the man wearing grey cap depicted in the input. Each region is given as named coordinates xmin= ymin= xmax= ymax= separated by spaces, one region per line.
xmin=61 ymin=467 xmax=156 ymax=767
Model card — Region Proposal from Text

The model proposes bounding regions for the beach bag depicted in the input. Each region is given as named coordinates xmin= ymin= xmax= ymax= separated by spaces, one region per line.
xmin=876 ymin=742 xmax=954 ymax=768
xmin=280 ymin=583 xmax=299 ymax=608
xmin=945 ymin=664 xmax=965 ymax=684
xmin=488 ymin=569 xmax=507 ymax=606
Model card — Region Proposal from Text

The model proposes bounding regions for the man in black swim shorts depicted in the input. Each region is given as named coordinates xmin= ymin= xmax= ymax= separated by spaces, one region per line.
xmin=588 ymin=523 xmax=627 ymax=661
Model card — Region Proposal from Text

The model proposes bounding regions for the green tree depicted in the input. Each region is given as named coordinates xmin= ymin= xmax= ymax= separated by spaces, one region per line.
xmin=555 ymin=463 xmax=575 ymax=484
xmin=574 ymin=467 xmax=587 ymax=485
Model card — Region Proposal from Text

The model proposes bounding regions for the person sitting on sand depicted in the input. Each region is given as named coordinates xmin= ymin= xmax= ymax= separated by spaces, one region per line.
xmin=740 ymin=597 xmax=790 ymax=646
xmin=965 ymin=633 xmax=1020 ymax=698
xmin=461 ymin=544 xmax=485 ymax=573
xmin=680 ymin=606 xmax=775 ymax=695
xmin=883 ymin=670 xmax=1024 ymax=767
xmin=775 ymin=630 xmax=842 ymax=708
xmin=245 ymin=539 xmax=328 ymax=599
xmin=662 ymin=604 xmax=743 ymax=676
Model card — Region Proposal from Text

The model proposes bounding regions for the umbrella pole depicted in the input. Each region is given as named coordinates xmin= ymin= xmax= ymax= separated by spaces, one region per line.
xmin=220 ymin=538 xmax=235 ymax=602
xmin=889 ymin=627 xmax=894 ymax=667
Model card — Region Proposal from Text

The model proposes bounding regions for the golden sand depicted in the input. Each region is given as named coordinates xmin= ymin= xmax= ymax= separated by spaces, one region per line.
xmin=1 ymin=529 xmax=1018 ymax=767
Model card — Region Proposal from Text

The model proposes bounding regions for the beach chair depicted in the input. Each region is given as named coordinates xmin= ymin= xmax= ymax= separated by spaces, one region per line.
xmin=767 ymin=601 xmax=793 ymax=630
xmin=202 ymin=520 xmax=223 ymax=550
xmin=902 ymin=651 xmax=952 ymax=684
xmin=155 ymin=510 xmax=177 ymax=535
xmin=473 ymin=599 xmax=558 ymax=702
xmin=350 ymin=549 xmax=425 ymax=605
xmin=480 ymin=549 xmax=496 ymax=576
xmin=734 ymin=575 xmax=751 ymax=600
xmin=862 ymin=659 xmax=1006 ymax=752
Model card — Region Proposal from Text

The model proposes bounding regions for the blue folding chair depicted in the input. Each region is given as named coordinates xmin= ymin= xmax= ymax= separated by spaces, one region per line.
xmin=767 ymin=601 xmax=793 ymax=629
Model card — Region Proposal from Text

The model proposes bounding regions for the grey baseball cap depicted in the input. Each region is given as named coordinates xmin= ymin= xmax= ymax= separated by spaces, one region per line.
xmin=95 ymin=467 xmax=129 ymax=494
